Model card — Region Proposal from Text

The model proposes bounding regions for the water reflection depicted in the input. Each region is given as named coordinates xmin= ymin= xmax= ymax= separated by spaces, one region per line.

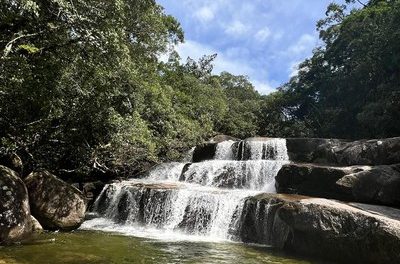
xmin=0 ymin=231 xmax=331 ymax=264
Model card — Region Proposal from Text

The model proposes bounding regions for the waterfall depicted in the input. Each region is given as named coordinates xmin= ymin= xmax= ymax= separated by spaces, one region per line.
xmin=214 ymin=140 xmax=235 ymax=160
xmin=82 ymin=138 xmax=289 ymax=242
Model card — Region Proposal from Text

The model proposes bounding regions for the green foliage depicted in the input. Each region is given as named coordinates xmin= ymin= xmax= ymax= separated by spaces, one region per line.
xmin=216 ymin=72 xmax=261 ymax=138
xmin=1 ymin=0 xmax=399 ymax=180
xmin=0 ymin=0 xmax=196 ymax=177
xmin=263 ymin=0 xmax=400 ymax=139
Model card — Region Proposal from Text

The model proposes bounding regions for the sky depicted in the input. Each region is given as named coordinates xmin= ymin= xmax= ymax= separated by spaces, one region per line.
xmin=157 ymin=0 xmax=353 ymax=94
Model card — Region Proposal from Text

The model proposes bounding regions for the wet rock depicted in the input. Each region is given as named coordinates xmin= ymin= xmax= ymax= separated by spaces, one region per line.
xmin=276 ymin=163 xmax=400 ymax=207
xmin=30 ymin=216 xmax=43 ymax=233
xmin=177 ymin=195 xmax=214 ymax=234
xmin=178 ymin=163 xmax=192 ymax=181
xmin=83 ymin=181 xmax=106 ymax=209
xmin=0 ymin=165 xmax=32 ymax=244
xmin=237 ymin=193 xmax=400 ymax=264
xmin=286 ymin=137 xmax=400 ymax=165
xmin=24 ymin=170 xmax=87 ymax=231
xmin=192 ymin=143 xmax=217 ymax=162
xmin=193 ymin=135 xmax=241 ymax=162
xmin=94 ymin=182 xmax=179 ymax=224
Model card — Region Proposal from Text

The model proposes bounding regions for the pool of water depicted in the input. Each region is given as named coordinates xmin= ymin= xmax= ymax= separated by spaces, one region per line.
xmin=0 ymin=231 xmax=332 ymax=264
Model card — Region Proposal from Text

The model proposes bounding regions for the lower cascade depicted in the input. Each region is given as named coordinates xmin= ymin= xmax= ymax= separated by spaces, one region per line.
xmin=82 ymin=138 xmax=289 ymax=242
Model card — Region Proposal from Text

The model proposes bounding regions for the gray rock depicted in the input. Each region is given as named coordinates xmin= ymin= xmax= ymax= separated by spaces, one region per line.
xmin=24 ymin=170 xmax=87 ymax=231
xmin=276 ymin=163 xmax=400 ymax=207
xmin=192 ymin=143 xmax=217 ymax=162
xmin=193 ymin=135 xmax=240 ymax=162
xmin=286 ymin=137 xmax=400 ymax=165
xmin=83 ymin=181 xmax=106 ymax=209
xmin=237 ymin=193 xmax=400 ymax=264
xmin=0 ymin=165 xmax=32 ymax=244
xmin=30 ymin=215 xmax=43 ymax=233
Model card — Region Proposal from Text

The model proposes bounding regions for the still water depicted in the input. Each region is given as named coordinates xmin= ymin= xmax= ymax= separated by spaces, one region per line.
xmin=0 ymin=231 xmax=331 ymax=264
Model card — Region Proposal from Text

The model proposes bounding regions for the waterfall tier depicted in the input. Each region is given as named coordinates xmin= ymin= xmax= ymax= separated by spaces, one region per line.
xmin=214 ymin=138 xmax=289 ymax=161
xmin=82 ymin=138 xmax=290 ymax=242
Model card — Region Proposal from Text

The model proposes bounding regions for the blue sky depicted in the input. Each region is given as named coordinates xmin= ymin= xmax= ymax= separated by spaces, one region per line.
xmin=157 ymin=0 xmax=354 ymax=94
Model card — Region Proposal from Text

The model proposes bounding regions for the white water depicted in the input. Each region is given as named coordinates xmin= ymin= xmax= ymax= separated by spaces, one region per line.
xmin=214 ymin=140 xmax=235 ymax=160
xmin=245 ymin=139 xmax=289 ymax=160
xmin=82 ymin=138 xmax=290 ymax=242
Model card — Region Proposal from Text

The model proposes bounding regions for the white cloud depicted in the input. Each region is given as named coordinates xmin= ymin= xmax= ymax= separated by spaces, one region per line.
xmin=289 ymin=60 xmax=302 ymax=78
xmin=255 ymin=27 xmax=271 ymax=42
xmin=194 ymin=6 xmax=215 ymax=23
xmin=176 ymin=40 xmax=253 ymax=75
xmin=224 ymin=20 xmax=248 ymax=36
xmin=286 ymin=33 xmax=317 ymax=56
xmin=252 ymin=80 xmax=277 ymax=95
xmin=174 ymin=40 xmax=277 ymax=94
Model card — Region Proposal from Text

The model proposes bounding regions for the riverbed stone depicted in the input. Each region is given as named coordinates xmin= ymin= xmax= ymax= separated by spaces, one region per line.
xmin=0 ymin=165 xmax=32 ymax=244
xmin=24 ymin=170 xmax=87 ymax=231
xmin=237 ymin=193 xmax=400 ymax=264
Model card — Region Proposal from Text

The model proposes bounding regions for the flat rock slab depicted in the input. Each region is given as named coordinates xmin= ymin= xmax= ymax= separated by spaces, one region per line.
xmin=237 ymin=193 xmax=400 ymax=264
xmin=286 ymin=137 xmax=400 ymax=165
xmin=276 ymin=163 xmax=400 ymax=207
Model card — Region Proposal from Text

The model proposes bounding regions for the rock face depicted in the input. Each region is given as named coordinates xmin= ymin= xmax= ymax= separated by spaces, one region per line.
xmin=192 ymin=143 xmax=217 ymax=162
xmin=286 ymin=137 xmax=400 ymax=165
xmin=0 ymin=165 xmax=32 ymax=244
xmin=237 ymin=193 xmax=400 ymax=264
xmin=276 ymin=163 xmax=400 ymax=207
xmin=30 ymin=216 xmax=43 ymax=233
xmin=24 ymin=170 xmax=87 ymax=231
xmin=94 ymin=182 xmax=180 ymax=224
xmin=83 ymin=181 xmax=106 ymax=209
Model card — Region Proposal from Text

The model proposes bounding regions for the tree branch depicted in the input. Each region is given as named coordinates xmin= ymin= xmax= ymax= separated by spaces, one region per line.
xmin=2 ymin=31 xmax=44 ymax=59
xmin=356 ymin=0 xmax=367 ymax=7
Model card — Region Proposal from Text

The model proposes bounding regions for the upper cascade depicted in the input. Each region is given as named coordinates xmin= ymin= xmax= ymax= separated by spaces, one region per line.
xmin=214 ymin=138 xmax=289 ymax=161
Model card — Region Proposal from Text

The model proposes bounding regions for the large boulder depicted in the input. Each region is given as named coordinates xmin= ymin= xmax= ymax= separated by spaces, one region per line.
xmin=236 ymin=193 xmax=400 ymax=264
xmin=286 ymin=137 xmax=400 ymax=165
xmin=24 ymin=170 xmax=87 ymax=230
xmin=0 ymin=165 xmax=32 ymax=244
xmin=276 ymin=163 xmax=400 ymax=207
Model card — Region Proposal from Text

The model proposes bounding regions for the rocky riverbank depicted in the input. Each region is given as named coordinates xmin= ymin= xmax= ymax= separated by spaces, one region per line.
xmin=191 ymin=136 xmax=400 ymax=263
xmin=1 ymin=136 xmax=400 ymax=264
xmin=0 ymin=166 xmax=87 ymax=244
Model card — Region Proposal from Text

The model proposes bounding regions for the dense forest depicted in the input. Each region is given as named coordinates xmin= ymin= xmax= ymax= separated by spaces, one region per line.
xmin=0 ymin=0 xmax=399 ymax=179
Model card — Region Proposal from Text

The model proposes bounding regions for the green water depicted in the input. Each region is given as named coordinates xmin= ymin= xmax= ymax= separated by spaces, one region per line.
xmin=0 ymin=231 xmax=329 ymax=264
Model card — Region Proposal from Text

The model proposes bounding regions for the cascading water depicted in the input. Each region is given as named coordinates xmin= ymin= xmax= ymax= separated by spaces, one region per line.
xmin=81 ymin=138 xmax=290 ymax=242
